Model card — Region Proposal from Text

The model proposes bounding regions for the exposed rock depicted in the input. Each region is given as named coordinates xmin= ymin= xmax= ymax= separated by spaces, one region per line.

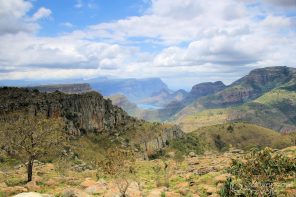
xmin=0 ymin=88 xmax=184 ymax=154
xmin=3 ymin=186 xmax=28 ymax=195
xmin=188 ymin=152 xmax=197 ymax=158
xmin=13 ymin=192 xmax=53 ymax=197
xmin=84 ymin=180 xmax=107 ymax=195
xmin=80 ymin=178 xmax=97 ymax=188
xmin=62 ymin=188 xmax=89 ymax=197
xmin=25 ymin=181 xmax=41 ymax=191
xmin=189 ymin=81 xmax=226 ymax=100
xmin=214 ymin=174 xmax=231 ymax=184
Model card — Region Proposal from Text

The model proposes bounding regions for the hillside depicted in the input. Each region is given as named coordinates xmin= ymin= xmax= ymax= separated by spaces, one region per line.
xmin=189 ymin=123 xmax=293 ymax=151
xmin=0 ymin=87 xmax=184 ymax=157
xmin=172 ymin=66 xmax=296 ymax=132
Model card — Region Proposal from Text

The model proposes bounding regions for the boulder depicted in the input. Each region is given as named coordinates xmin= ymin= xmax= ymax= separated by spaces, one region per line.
xmin=85 ymin=180 xmax=107 ymax=195
xmin=80 ymin=178 xmax=96 ymax=188
xmin=13 ymin=192 xmax=53 ymax=197
xmin=62 ymin=188 xmax=89 ymax=197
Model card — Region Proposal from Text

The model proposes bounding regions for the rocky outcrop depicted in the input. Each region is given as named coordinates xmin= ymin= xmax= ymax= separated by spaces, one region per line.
xmin=189 ymin=81 xmax=226 ymax=100
xmin=0 ymin=87 xmax=132 ymax=135
xmin=0 ymin=87 xmax=184 ymax=153
xmin=140 ymin=125 xmax=184 ymax=159
xmin=28 ymin=83 xmax=92 ymax=94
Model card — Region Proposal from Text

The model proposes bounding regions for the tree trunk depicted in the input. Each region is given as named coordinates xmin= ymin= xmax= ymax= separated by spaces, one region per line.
xmin=27 ymin=160 xmax=33 ymax=182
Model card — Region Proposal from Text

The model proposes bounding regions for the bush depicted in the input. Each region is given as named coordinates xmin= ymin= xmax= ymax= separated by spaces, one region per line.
xmin=170 ymin=135 xmax=204 ymax=155
xmin=220 ymin=148 xmax=296 ymax=196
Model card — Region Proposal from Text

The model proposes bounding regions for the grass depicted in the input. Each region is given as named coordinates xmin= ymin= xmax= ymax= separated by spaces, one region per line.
xmin=190 ymin=123 xmax=293 ymax=151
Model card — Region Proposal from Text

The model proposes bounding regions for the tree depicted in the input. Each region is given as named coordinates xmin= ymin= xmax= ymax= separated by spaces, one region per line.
xmin=96 ymin=147 xmax=137 ymax=197
xmin=0 ymin=113 xmax=65 ymax=182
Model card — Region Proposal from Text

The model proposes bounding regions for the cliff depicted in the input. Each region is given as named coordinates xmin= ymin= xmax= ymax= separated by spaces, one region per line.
xmin=0 ymin=87 xmax=184 ymax=155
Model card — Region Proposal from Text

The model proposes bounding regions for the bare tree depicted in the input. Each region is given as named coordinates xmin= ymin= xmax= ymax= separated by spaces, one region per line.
xmin=0 ymin=113 xmax=65 ymax=182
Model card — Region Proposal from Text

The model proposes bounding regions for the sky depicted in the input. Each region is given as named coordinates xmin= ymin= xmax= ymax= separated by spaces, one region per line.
xmin=0 ymin=0 xmax=296 ymax=90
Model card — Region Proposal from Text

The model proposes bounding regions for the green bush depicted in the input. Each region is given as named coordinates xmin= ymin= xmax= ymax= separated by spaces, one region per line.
xmin=220 ymin=148 xmax=296 ymax=196
xmin=170 ymin=135 xmax=204 ymax=155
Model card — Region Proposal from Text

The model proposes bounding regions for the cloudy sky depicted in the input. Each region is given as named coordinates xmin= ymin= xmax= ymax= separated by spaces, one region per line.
xmin=0 ymin=0 xmax=296 ymax=89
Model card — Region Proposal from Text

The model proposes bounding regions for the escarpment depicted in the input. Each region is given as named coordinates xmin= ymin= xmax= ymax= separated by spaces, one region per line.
xmin=0 ymin=87 xmax=184 ymax=154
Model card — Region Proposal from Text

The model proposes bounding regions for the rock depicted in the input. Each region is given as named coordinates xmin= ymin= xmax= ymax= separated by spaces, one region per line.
xmin=3 ymin=186 xmax=28 ymax=195
xmin=25 ymin=181 xmax=41 ymax=191
xmin=214 ymin=173 xmax=230 ymax=184
xmin=147 ymin=187 xmax=167 ymax=197
xmin=179 ymin=188 xmax=189 ymax=196
xmin=204 ymin=186 xmax=217 ymax=195
xmin=13 ymin=192 xmax=53 ymax=197
xmin=85 ymin=180 xmax=107 ymax=195
xmin=126 ymin=181 xmax=142 ymax=197
xmin=187 ymin=158 xmax=199 ymax=165
xmin=0 ymin=182 xmax=7 ymax=187
xmin=80 ymin=178 xmax=96 ymax=188
xmin=188 ymin=152 xmax=197 ymax=158
xmin=165 ymin=192 xmax=181 ymax=197
xmin=229 ymin=149 xmax=243 ymax=154
xmin=45 ymin=179 xmax=57 ymax=187
xmin=62 ymin=188 xmax=89 ymax=197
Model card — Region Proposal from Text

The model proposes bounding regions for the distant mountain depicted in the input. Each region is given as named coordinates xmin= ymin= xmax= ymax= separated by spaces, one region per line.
xmin=0 ymin=77 xmax=171 ymax=104
xmin=138 ymin=88 xmax=188 ymax=107
xmin=88 ymin=77 xmax=170 ymax=103
xmin=28 ymin=83 xmax=92 ymax=94
xmin=188 ymin=81 xmax=226 ymax=102
xmin=173 ymin=66 xmax=296 ymax=133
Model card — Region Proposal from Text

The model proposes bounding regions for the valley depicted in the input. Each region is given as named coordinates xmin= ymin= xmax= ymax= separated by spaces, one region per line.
xmin=0 ymin=66 xmax=296 ymax=197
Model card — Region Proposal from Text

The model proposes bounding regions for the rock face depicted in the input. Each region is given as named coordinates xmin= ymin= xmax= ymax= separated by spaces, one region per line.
xmin=189 ymin=81 xmax=226 ymax=100
xmin=0 ymin=87 xmax=184 ymax=153
xmin=28 ymin=83 xmax=92 ymax=94
xmin=213 ymin=66 xmax=295 ymax=106
xmin=0 ymin=88 xmax=131 ymax=135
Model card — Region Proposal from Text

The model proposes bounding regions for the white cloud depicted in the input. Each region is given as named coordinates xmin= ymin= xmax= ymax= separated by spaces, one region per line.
xmin=0 ymin=0 xmax=296 ymax=89
xmin=60 ymin=22 xmax=76 ymax=28
xmin=0 ymin=0 xmax=37 ymax=34
xmin=32 ymin=7 xmax=52 ymax=21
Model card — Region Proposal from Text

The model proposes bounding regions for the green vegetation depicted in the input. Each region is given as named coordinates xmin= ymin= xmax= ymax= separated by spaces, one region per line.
xmin=169 ymin=134 xmax=205 ymax=154
xmin=221 ymin=148 xmax=296 ymax=196
xmin=190 ymin=123 xmax=292 ymax=151
xmin=0 ymin=114 xmax=65 ymax=182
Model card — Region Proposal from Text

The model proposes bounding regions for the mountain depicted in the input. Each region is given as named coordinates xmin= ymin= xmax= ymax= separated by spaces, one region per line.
xmin=0 ymin=87 xmax=184 ymax=157
xmin=107 ymin=94 xmax=139 ymax=116
xmin=137 ymin=81 xmax=227 ymax=121
xmin=138 ymin=88 xmax=188 ymax=107
xmin=173 ymin=66 xmax=296 ymax=132
xmin=27 ymin=83 xmax=92 ymax=94
xmin=88 ymin=77 xmax=170 ymax=103
xmin=188 ymin=81 xmax=226 ymax=102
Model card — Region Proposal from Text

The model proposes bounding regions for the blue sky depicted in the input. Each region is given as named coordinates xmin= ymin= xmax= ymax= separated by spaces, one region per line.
xmin=0 ymin=0 xmax=296 ymax=90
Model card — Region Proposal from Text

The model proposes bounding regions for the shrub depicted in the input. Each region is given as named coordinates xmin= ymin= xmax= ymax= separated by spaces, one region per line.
xmin=220 ymin=147 xmax=296 ymax=196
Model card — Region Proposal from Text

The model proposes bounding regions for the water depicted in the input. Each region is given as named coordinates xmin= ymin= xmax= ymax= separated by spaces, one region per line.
xmin=137 ymin=104 xmax=163 ymax=110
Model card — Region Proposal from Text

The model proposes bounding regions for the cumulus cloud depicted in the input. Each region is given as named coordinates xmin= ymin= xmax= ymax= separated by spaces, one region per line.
xmin=264 ymin=0 xmax=296 ymax=8
xmin=32 ymin=7 xmax=52 ymax=21
xmin=0 ymin=0 xmax=296 ymax=88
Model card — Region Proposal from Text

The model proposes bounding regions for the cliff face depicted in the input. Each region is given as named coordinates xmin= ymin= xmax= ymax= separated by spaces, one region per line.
xmin=28 ymin=83 xmax=92 ymax=94
xmin=0 ymin=87 xmax=184 ymax=154
xmin=0 ymin=87 xmax=131 ymax=136
xmin=189 ymin=81 xmax=226 ymax=100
